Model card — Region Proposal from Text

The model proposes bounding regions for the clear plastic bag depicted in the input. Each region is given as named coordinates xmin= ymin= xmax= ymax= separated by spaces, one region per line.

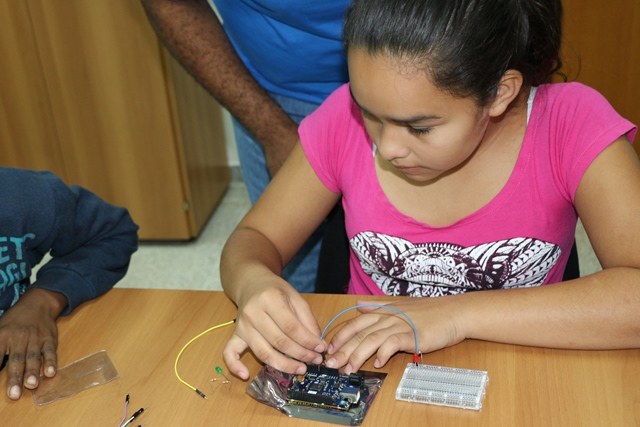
xmin=32 ymin=350 xmax=118 ymax=405
xmin=247 ymin=364 xmax=386 ymax=426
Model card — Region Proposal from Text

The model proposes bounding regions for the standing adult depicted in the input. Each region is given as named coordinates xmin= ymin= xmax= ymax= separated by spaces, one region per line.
xmin=141 ymin=0 xmax=351 ymax=292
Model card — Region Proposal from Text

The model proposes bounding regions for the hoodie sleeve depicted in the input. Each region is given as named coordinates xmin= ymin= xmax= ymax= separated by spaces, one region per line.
xmin=32 ymin=173 xmax=139 ymax=315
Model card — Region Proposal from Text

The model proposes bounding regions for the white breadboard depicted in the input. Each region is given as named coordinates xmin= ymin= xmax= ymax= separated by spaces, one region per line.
xmin=395 ymin=363 xmax=488 ymax=410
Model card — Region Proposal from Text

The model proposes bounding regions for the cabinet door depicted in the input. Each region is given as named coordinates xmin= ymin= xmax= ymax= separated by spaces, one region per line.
xmin=162 ymin=50 xmax=230 ymax=238
xmin=24 ymin=0 xmax=197 ymax=239
xmin=0 ymin=1 xmax=65 ymax=174
xmin=561 ymin=0 xmax=640 ymax=154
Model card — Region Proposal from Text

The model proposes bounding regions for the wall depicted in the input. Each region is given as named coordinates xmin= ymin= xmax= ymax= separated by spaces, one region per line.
xmin=222 ymin=110 xmax=239 ymax=166
xmin=560 ymin=0 xmax=639 ymax=154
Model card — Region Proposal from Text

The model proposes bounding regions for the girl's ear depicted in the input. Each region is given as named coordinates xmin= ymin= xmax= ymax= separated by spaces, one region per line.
xmin=488 ymin=69 xmax=524 ymax=117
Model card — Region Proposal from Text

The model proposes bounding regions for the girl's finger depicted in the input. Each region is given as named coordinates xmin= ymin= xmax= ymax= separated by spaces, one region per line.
xmin=267 ymin=299 xmax=325 ymax=354
xmin=236 ymin=325 xmax=312 ymax=375
xmin=222 ymin=334 xmax=251 ymax=380
xmin=326 ymin=312 xmax=382 ymax=354
xmin=237 ymin=312 xmax=322 ymax=366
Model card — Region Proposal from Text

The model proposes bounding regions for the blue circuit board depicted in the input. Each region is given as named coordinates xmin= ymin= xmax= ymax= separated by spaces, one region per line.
xmin=287 ymin=364 xmax=366 ymax=411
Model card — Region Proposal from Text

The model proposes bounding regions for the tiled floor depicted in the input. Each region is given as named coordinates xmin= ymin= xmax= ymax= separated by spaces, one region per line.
xmin=116 ymin=172 xmax=602 ymax=292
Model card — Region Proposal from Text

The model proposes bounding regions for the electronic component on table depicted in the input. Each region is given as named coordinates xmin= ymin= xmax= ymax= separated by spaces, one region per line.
xmin=287 ymin=364 xmax=367 ymax=411
xmin=396 ymin=363 xmax=489 ymax=410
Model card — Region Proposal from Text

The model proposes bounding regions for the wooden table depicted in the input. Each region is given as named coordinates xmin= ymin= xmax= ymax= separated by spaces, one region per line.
xmin=0 ymin=289 xmax=638 ymax=426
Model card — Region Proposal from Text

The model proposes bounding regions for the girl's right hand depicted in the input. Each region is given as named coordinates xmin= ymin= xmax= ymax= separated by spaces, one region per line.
xmin=223 ymin=278 xmax=326 ymax=380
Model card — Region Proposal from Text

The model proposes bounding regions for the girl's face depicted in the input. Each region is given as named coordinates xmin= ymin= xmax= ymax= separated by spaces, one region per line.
xmin=348 ymin=48 xmax=493 ymax=183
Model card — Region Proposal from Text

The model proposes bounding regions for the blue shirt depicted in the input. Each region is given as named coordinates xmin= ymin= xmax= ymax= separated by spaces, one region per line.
xmin=212 ymin=0 xmax=350 ymax=104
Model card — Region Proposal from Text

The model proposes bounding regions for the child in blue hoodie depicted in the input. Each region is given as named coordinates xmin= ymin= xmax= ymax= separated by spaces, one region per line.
xmin=0 ymin=167 xmax=138 ymax=400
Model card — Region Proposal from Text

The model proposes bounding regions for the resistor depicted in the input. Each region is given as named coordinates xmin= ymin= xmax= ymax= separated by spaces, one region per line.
xmin=210 ymin=366 xmax=231 ymax=384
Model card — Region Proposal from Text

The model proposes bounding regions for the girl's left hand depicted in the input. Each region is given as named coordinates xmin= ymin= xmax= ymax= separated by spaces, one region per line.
xmin=324 ymin=297 xmax=467 ymax=374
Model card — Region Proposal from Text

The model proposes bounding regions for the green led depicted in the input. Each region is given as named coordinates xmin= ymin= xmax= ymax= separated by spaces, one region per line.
xmin=211 ymin=366 xmax=230 ymax=385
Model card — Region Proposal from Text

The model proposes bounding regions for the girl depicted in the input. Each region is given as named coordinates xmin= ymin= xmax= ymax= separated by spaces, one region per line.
xmin=221 ymin=0 xmax=640 ymax=380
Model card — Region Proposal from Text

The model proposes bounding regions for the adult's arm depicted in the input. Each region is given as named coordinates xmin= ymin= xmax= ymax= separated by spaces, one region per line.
xmin=140 ymin=0 xmax=299 ymax=176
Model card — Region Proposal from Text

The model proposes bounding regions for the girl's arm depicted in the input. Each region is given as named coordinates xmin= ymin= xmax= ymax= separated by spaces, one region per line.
xmin=326 ymin=137 xmax=640 ymax=373
xmin=222 ymin=144 xmax=340 ymax=379
xmin=462 ymin=137 xmax=640 ymax=348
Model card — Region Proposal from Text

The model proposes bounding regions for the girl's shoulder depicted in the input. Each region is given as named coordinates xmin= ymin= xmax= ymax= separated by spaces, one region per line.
xmin=537 ymin=82 xmax=613 ymax=110
xmin=300 ymin=82 xmax=366 ymax=142
xmin=312 ymin=83 xmax=356 ymax=116
xmin=533 ymin=82 xmax=632 ymax=136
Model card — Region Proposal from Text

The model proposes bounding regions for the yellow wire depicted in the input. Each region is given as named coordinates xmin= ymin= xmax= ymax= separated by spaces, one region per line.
xmin=174 ymin=319 xmax=236 ymax=398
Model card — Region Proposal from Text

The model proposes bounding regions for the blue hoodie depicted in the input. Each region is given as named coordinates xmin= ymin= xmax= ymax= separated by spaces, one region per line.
xmin=0 ymin=168 xmax=138 ymax=316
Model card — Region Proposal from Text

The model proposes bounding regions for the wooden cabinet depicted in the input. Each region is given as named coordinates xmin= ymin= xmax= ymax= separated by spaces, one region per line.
xmin=560 ymin=0 xmax=640 ymax=155
xmin=0 ymin=0 xmax=229 ymax=240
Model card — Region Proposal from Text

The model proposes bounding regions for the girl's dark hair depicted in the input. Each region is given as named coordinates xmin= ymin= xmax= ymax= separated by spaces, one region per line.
xmin=344 ymin=0 xmax=563 ymax=105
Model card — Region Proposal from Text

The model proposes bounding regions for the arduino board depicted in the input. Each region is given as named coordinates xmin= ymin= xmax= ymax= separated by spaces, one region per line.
xmin=287 ymin=364 xmax=366 ymax=411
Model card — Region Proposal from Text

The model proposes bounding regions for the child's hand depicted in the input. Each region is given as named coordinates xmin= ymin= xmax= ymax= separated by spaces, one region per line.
xmin=324 ymin=297 xmax=467 ymax=374
xmin=0 ymin=288 xmax=66 ymax=400
xmin=223 ymin=279 xmax=326 ymax=380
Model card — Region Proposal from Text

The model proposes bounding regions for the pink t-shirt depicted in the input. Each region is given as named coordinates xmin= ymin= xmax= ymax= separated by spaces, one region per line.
xmin=299 ymin=83 xmax=637 ymax=297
